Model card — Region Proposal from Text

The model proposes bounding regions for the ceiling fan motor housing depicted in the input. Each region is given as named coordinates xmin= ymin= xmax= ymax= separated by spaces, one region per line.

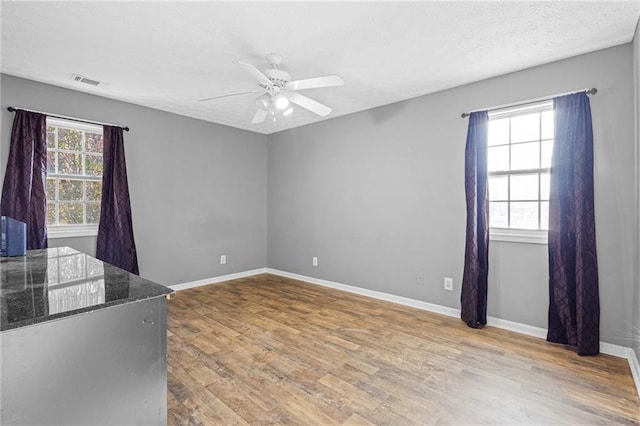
xmin=264 ymin=68 xmax=291 ymax=87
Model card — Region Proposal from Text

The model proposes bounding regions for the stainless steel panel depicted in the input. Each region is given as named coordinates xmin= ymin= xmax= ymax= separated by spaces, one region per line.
xmin=1 ymin=298 xmax=167 ymax=425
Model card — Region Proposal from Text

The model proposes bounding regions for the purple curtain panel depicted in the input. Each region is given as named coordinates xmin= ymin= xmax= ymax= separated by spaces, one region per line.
xmin=460 ymin=111 xmax=489 ymax=328
xmin=547 ymin=92 xmax=599 ymax=356
xmin=0 ymin=109 xmax=48 ymax=250
xmin=96 ymin=126 xmax=139 ymax=274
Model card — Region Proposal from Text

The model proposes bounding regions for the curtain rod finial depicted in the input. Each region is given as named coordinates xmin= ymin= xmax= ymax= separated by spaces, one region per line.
xmin=461 ymin=112 xmax=469 ymax=118
xmin=588 ymin=88 xmax=598 ymax=95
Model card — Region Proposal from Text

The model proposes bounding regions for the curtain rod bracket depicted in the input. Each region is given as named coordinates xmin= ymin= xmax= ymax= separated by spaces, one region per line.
xmin=7 ymin=106 xmax=129 ymax=132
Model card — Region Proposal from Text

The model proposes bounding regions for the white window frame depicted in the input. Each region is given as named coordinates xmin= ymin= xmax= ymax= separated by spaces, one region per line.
xmin=46 ymin=118 xmax=103 ymax=239
xmin=488 ymin=101 xmax=553 ymax=245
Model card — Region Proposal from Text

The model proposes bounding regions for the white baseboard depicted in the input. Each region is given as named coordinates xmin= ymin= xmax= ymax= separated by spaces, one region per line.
xmin=170 ymin=268 xmax=267 ymax=291
xmin=168 ymin=266 xmax=639 ymax=397
xmin=600 ymin=342 xmax=633 ymax=359
xmin=485 ymin=316 xmax=548 ymax=339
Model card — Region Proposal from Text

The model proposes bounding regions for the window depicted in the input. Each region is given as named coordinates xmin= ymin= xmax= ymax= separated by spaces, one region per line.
xmin=46 ymin=118 xmax=103 ymax=238
xmin=487 ymin=102 xmax=553 ymax=244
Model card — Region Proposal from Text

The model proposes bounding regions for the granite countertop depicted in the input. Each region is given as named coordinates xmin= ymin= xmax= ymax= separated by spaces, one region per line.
xmin=0 ymin=247 xmax=174 ymax=332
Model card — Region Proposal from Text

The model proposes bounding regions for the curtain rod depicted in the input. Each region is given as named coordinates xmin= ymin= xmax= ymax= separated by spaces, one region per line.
xmin=460 ymin=88 xmax=597 ymax=118
xmin=6 ymin=106 xmax=130 ymax=131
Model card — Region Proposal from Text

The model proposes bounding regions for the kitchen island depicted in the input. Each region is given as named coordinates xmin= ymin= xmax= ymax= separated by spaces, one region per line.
xmin=0 ymin=247 xmax=174 ymax=425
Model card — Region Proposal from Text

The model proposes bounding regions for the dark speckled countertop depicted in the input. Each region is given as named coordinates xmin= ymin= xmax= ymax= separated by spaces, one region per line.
xmin=0 ymin=247 xmax=174 ymax=332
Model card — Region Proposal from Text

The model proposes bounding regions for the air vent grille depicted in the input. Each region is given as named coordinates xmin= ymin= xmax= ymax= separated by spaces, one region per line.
xmin=71 ymin=74 xmax=100 ymax=86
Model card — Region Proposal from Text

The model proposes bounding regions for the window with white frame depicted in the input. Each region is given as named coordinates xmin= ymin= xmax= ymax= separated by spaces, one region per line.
xmin=46 ymin=118 xmax=103 ymax=237
xmin=488 ymin=101 xmax=553 ymax=243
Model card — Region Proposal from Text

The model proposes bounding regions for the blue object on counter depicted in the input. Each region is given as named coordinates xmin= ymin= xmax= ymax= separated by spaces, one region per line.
xmin=1 ymin=216 xmax=27 ymax=257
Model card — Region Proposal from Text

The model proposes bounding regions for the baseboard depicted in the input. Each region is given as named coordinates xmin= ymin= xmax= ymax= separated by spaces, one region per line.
xmin=266 ymin=268 xmax=631 ymax=360
xmin=600 ymin=342 xmax=633 ymax=359
xmin=629 ymin=348 xmax=640 ymax=399
xmin=485 ymin=316 xmax=547 ymax=339
xmin=170 ymin=268 xmax=268 ymax=291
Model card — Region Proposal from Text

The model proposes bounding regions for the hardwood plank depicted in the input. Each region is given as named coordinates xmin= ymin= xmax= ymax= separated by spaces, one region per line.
xmin=167 ymin=274 xmax=640 ymax=425
xmin=342 ymin=413 xmax=376 ymax=426
xmin=318 ymin=373 xmax=380 ymax=411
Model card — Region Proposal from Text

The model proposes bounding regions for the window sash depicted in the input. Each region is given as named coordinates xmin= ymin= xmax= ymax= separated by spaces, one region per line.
xmin=46 ymin=118 xmax=103 ymax=234
xmin=487 ymin=102 xmax=552 ymax=238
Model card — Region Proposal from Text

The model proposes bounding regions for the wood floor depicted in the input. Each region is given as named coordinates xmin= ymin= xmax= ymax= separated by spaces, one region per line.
xmin=167 ymin=274 xmax=640 ymax=425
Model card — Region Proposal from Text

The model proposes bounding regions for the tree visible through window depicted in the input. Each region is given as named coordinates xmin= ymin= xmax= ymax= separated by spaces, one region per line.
xmin=46 ymin=118 xmax=103 ymax=227
xmin=488 ymin=102 xmax=553 ymax=230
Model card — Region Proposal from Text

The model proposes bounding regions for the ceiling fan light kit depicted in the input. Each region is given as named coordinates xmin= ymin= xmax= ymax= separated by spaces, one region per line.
xmin=199 ymin=53 xmax=344 ymax=124
xmin=273 ymin=92 xmax=290 ymax=110
xmin=256 ymin=93 xmax=271 ymax=110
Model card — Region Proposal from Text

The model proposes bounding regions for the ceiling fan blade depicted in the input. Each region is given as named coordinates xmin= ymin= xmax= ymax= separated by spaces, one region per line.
xmin=236 ymin=61 xmax=273 ymax=87
xmin=198 ymin=90 xmax=261 ymax=102
xmin=251 ymin=109 xmax=268 ymax=124
xmin=288 ymin=92 xmax=332 ymax=117
xmin=285 ymin=75 xmax=344 ymax=91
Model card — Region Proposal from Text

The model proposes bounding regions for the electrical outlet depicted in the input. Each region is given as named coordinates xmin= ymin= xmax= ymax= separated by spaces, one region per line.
xmin=417 ymin=273 xmax=425 ymax=285
xmin=312 ymin=257 xmax=318 ymax=267
xmin=444 ymin=277 xmax=453 ymax=291
xmin=220 ymin=255 xmax=226 ymax=265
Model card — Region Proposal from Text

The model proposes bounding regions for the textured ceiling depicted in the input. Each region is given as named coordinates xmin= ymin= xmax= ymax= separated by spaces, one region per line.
xmin=1 ymin=1 xmax=639 ymax=135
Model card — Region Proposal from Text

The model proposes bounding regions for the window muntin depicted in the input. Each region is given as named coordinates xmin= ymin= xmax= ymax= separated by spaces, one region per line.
xmin=488 ymin=102 xmax=553 ymax=232
xmin=46 ymin=118 xmax=103 ymax=230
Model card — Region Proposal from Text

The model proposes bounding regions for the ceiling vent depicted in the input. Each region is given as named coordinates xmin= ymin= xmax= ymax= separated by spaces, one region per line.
xmin=71 ymin=74 xmax=101 ymax=86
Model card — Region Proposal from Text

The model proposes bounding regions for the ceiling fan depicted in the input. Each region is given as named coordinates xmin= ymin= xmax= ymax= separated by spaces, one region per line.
xmin=198 ymin=53 xmax=344 ymax=124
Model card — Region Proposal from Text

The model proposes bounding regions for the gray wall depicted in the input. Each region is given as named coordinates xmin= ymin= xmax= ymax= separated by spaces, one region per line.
xmin=633 ymin=20 xmax=640 ymax=361
xmin=267 ymin=45 xmax=636 ymax=347
xmin=1 ymin=74 xmax=268 ymax=286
